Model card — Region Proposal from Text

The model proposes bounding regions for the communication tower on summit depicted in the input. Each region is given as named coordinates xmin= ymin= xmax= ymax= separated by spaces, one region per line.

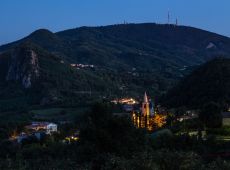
xmin=167 ymin=10 xmax=170 ymax=24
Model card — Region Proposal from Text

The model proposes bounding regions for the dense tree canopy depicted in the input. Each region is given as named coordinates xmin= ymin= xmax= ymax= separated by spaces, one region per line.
xmin=162 ymin=58 xmax=230 ymax=110
xmin=199 ymin=102 xmax=222 ymax=128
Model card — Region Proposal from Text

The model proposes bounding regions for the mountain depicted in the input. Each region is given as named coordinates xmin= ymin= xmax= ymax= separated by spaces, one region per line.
xmin=1 ymin=23 xmax=230 ymax=111
xmin=2 ymin=23 xmax=230 ymax=69
xmin=161 ymin=58 xmax=230 ymax=109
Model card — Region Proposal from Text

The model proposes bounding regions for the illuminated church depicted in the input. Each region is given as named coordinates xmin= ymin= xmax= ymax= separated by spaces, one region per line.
xmin=132 ymin=92 xmax=166 ymax=131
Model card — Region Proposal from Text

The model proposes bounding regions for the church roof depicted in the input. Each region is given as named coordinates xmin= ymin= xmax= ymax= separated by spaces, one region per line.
xmin=144 ymin=92 xmax=148 ymax=103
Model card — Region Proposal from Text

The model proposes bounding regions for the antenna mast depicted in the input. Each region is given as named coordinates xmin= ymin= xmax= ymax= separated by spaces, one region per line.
xmin=167 ymin=10 xmax=170 ymax=24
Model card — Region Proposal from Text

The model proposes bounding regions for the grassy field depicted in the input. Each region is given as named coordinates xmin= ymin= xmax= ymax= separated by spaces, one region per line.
xmin=0 ymin=112 xmax=32 ymax=125
xmin=30 ymin=107 xmax=89 ymax=122
xmin=0 ymin=107 xmax=89 ymax=126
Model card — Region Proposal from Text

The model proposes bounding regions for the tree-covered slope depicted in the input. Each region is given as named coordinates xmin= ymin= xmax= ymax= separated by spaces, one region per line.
xmin=0 ymin=43 xmax=123 ymax=111
xmin=162 ymin=58 xmax=230 ymax=109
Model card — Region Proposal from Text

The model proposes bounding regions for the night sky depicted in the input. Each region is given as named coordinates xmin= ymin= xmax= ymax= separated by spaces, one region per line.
xmin=1 ymin=0 xmax=230 ymax=45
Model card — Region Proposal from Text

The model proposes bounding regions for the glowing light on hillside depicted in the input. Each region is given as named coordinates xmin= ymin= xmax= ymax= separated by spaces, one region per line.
xmin=111 ymin=98 xmax=138 ymax=105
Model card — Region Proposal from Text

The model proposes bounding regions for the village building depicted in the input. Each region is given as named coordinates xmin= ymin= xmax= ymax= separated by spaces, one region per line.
xmin=177 ymin=112 xmax=198 ymax=122
xmin=132 ymin=92 xmax=167 ymax=131
xmin=25 ymin=122 xmax=58 ymax=134
xmin=222 ymin=112 xmax=230 ymax=126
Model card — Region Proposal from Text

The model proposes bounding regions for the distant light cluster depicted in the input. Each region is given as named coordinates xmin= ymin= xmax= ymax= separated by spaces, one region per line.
xmin=70 ymin=63 xmax=94 ymax=69
xmin=111 ymin=98 xmax=138 ymax=105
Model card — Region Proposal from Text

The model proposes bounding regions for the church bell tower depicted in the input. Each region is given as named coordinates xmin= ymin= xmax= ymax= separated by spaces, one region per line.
xmin=142 ymin=92 xmax=149 ymax=116
xmin=141 ymin=92 xmax=150 ymax=128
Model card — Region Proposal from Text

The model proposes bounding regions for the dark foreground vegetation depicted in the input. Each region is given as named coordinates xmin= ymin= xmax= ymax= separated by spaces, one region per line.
xmin=0 ymin=103 xmax=229 ymax=170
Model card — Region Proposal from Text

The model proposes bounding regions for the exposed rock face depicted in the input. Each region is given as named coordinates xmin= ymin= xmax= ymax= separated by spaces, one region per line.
xmin=206 ymin=42 xmax=217 ymax=50
xmin=6 ymin=48 xmax=39 ymax=88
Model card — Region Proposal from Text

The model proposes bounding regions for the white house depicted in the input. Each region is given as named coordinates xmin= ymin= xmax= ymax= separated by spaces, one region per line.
xmin=46 ymin=123 xmax=58 ymax=134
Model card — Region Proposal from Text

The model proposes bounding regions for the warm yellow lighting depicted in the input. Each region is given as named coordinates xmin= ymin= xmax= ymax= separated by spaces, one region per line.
xmin=111 ymin=98 xmax=138 ymax=105
xmin=152 ymin=114 xmax=167 ymax=128
xmin=65 ymin=136 xmax=79 ymax=142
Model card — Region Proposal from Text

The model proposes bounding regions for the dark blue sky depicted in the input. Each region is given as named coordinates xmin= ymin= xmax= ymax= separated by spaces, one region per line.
xmin=1 ymin=0 xmax=230 ymax=45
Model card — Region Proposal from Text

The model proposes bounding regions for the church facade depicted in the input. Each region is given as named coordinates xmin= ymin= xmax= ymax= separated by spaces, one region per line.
xmin=132 ymin=92 xmax=166 ymax=131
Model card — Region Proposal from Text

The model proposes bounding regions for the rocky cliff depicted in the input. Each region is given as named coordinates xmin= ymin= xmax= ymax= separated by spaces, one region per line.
xmin=6 ymin=46 xmax=39 ymax=88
